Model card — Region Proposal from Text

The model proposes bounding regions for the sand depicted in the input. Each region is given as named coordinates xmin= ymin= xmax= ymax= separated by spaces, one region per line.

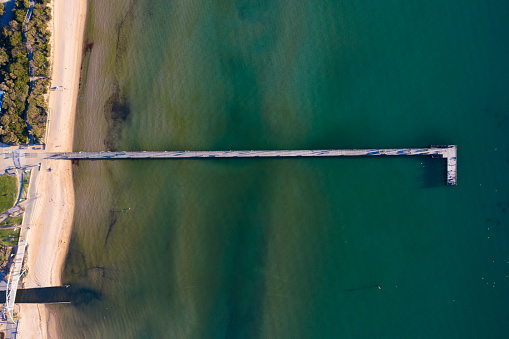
xmin=16 ymin=0 xmax=87 ymax=337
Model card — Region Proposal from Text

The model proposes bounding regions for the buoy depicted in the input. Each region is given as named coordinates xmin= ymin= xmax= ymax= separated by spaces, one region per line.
xmin=377 ymin=285 xmax=381 ymax=290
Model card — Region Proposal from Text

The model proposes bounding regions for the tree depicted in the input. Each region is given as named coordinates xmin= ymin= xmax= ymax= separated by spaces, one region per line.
xmin=0 ymin=0 xmax=52 ymax=145
xmin=14 ymin=9 xmax=26 ymax=24
xmin=0 ymin=48 xmax=8 ymax=68
xmin=0 ymin=4 xmax=5 ymax=16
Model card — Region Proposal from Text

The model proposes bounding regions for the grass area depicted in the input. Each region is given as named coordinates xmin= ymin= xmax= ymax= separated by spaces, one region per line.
xmin=0 ymin=215 xmax=23 ymax=228
xmin=0 ymin=227 xmax=20 ymax=247
xmin=0 ymin=174 xmax=18 ymax=212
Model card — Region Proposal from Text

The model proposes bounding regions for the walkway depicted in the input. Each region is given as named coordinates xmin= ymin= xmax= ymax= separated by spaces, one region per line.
xmin=3 ymin=167 xmax=39 ymax=322
xmin=0 ymin=200 xmax=28 ymax=225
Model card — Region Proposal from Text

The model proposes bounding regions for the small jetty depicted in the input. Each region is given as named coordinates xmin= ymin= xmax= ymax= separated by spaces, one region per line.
xmin=0 ymin=286 xmax=71 ymax=304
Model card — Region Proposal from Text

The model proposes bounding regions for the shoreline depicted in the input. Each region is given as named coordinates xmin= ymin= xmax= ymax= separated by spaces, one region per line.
xmin=16 ymin=0 xmax=87 ymax=337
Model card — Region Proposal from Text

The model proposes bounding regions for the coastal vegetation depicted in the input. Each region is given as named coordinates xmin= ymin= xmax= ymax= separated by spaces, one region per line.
xmin=0 ymin=174 xmax=17 ymax=211
xmin=0 ymin=215 xmax=22 ymax=228
xmin=0 ymin=244 xmax=14 ymax=272
xmin=0 ymin=174 xmax=19 ymax=273
xmin=0 ymin=219 xmax=20 ymax=273
xmin=0 ymin=225 xmax=20 ymax=246
xmin=0 ymin=0 xmax=52 ymax=144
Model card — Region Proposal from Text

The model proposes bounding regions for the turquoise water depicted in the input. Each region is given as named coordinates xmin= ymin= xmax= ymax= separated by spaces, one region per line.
xmin=56 ymin=0 xmax=509 ymax=338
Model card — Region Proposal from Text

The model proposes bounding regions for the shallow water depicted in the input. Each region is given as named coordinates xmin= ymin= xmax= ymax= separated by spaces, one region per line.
xmin=57 ymin=0 xmax=509 ymax=338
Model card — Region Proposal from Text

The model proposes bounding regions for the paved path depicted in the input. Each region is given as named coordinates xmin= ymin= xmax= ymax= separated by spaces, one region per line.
xmin=13 ymin=170 xmax=23 ymax=206
xmin=0 ymin=200 xmax=27 ymax=225
xmin=3 ymin=167 xmax=39 ymax=321
xmin=1 ymin=319 xmax=18 ymax=339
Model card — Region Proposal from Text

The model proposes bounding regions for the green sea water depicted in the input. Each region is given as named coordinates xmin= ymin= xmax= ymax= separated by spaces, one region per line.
xmin=55 ymin=0 xmax=509 ymax=338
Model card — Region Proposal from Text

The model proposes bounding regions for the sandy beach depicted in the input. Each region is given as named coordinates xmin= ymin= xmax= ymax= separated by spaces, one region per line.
xmin=16 ymin=0 xmax=87 ymax=337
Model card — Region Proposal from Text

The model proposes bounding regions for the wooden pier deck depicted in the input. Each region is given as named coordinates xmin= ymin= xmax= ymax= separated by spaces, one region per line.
xmin=40 ymin=145 xmax=457 ymax=185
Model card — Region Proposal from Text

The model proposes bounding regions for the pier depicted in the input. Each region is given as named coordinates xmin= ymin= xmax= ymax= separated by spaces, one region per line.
xmin=45 ymin=146 xmax=457 ymax=185
xmin=48 ymin=147 xmax=454 ymax=159
xmin=3 ymin=145 xmax=458 ymax=185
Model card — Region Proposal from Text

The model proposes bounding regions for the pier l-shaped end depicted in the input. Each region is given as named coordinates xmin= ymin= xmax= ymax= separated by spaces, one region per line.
xmin=445 ymin=145 xmax=457 ymax=185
